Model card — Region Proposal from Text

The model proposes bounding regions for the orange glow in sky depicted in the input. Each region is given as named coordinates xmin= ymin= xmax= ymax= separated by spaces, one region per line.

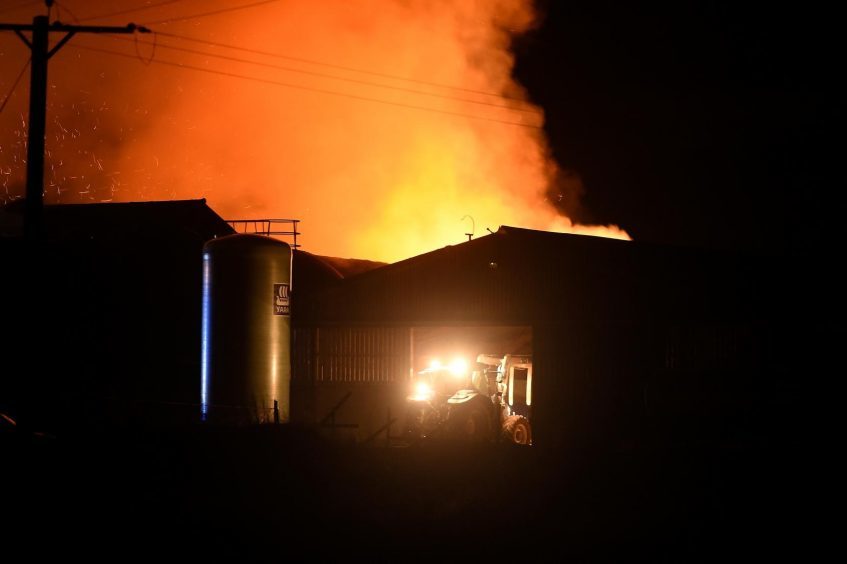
xmin=0 ymin=0 xmax=629 ymax=262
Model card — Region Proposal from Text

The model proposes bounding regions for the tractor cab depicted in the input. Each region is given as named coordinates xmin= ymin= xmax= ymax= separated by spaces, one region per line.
xmin=474 ymin=354 xmax=532 ymax=417
xmin=470 ymin=354 xmax=533 ymax=444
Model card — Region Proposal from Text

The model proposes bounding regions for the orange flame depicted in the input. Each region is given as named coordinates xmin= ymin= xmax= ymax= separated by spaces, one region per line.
xmin=0 ymin=0 xmax=629 ymax=262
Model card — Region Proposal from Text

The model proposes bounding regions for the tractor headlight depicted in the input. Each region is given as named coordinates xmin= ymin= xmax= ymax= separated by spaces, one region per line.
xmin=409 ymin=381 xmax=434 ymax=401
xmin=448 ymin=357 xmax=468 ymax=377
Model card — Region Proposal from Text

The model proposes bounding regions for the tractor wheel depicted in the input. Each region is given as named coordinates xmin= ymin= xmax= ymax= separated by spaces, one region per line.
xmin=501 ymin=415 xmax=532 ymax=445
xmin=449 ymin=401 xmax=492 ymax=442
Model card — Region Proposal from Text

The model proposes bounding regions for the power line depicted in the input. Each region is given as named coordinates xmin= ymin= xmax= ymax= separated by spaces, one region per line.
xmin=143 ymin=0 xmax=282 ymax=26
xmin=78 ymin=0 xmax=189 ymax=23
xmin=54 ymin=1 xmax=80 ymax=24
xmin=105 ymin=35 xmax=541 ymax=115
xmin=0 ymin=57 xmax=30 ymax=113
xmin=4 ymin=3 xmax=536 ymax=108
xmin=154 ymin=30 xmax=533 ymax=105
xmin=132 ymin=29 xmax=157 ymax=65
xmin=4 ymin=22 xmax=541 ymax=111
xmin=69 ymin=43 xmax=542 ymax=129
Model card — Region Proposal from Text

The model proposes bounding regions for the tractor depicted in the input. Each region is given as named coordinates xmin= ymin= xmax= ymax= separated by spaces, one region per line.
xmin=403 ymin=354 xmax=532 ymax=445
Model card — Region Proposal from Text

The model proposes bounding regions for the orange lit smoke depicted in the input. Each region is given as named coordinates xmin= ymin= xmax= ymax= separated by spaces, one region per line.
xmin=0 ymin=0 xmax=629 ymax=262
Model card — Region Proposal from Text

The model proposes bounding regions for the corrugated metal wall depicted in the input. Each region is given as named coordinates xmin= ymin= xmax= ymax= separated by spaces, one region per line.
xmin=293 ymin=326 xmax=409 ymax=385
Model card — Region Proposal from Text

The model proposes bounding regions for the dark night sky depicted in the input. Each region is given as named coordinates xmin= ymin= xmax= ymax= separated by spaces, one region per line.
xmin=515 ymin=1 xmax=840 ymax=255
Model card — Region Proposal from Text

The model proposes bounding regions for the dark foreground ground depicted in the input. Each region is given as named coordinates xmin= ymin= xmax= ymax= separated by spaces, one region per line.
xmin=2 ymin=424 xmax=812 ymax=561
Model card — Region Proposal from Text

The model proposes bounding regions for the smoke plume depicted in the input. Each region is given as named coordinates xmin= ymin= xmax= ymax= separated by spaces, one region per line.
xmin=0 ymin=0 xmax=628 ymax=261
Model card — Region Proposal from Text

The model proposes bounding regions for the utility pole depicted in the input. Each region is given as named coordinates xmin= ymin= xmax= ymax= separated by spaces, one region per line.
xmin=1 ymin=3 xmax=149 ymax=241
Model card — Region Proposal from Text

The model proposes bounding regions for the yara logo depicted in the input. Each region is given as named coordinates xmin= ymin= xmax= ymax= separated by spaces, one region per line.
xmin=277 ymin=284 xmax=289 ymax=300
xmin=273 ymin=283 xmax=290 ymax=316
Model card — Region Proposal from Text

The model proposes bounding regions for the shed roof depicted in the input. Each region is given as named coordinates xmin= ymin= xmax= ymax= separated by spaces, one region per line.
xmin=0 ymin=198 xmax=235 ymax=244
xmin=296 ymin=226 xmax=773 ymax=326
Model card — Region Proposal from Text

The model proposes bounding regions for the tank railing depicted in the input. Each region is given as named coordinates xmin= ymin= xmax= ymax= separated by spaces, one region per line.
xmin=226 ymin=219 xmax=301 ymax=248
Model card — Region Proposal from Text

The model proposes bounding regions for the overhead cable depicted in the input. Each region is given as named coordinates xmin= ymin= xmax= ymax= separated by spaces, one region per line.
xmin=154 ymin=30 xmax=535 ymax=105
xmin=106 ymin=35 xmax=540 ymax=115
xmin=78 ymin=0 xmax=188 ymax=23
xmin=70 ymin=43 xmax=542 ymax=129
xmin=0 ymin=57 xmax=30 ymax=113
xmin=142 ymin=0 xmax=282 ymax=26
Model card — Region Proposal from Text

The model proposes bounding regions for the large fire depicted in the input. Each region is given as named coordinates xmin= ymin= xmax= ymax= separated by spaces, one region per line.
xmin=0 ymin=0 xmax=628 ymax=262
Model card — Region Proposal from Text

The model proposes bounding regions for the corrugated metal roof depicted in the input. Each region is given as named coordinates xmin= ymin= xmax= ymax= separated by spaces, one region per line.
xmin=296 ymin=226 xmax=774 ymax=326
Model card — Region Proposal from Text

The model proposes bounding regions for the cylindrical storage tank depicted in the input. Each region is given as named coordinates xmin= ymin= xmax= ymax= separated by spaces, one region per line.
xmin=201 ymin=234 xmax=292 ymax=424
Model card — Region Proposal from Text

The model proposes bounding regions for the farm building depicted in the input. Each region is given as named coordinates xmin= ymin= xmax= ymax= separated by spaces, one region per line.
xmin=0 ymin=200 xmax=235 ymax=427
xmin=1 ymin=201 xmax=795 ymax=450
xmin=0 ymin=199 xmax=372 ymax=429
xmin=293 ymin=226 xmax=789 ymax=450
